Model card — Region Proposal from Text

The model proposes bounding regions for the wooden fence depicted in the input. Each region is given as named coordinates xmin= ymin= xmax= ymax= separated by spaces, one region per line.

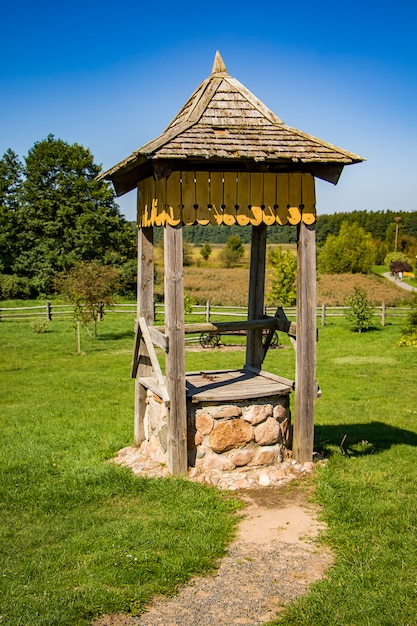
xmin=0 ymin=301 xmax=411 ymax=326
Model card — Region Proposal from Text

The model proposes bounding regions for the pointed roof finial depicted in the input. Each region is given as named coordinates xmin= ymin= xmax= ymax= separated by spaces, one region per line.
xmin=212 ymin=50 xmax=228 ymax=75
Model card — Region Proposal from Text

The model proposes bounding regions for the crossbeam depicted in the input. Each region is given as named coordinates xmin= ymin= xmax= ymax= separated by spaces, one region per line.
xmin=155 ymin=317 xmax=297 ymax=337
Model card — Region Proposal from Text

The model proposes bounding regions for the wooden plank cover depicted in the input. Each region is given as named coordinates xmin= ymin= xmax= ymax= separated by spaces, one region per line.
xmin=186 ymin=369 xmax=292 ymax=403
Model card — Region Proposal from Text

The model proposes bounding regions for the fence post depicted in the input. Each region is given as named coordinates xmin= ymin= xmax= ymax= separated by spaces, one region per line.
xmin=381 ymin=302 xmax=386 ymax=327
xmin=46 ymin=301 xmax=52 ymax=321
xmin=98 ymin=302 xmax=104 ymax=321
xmin=205 ymin=300 xmax=210 ymax=323
xmin=321 ymin=303 xmax=326 ymax=326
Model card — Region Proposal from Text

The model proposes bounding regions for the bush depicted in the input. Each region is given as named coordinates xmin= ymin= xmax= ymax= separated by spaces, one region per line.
xmin=344 ymin=286 xmax=374 ymax=332
xmin=219 ymin=235 xmax=244 ymax=268
xmin=384 ymin=251 xmax=409 ymax=266
xmin=267 ymin=246 xmax=297 ymax=306
xmin=0 ymin=274 xmax=31 ymax=299
xmin=318 ymin=222 xmax=376 ymax=274
xmin=398 ymin=297 xmax=417 ymax=347
xmin=200 ymin=243 xmax=212 ymax=262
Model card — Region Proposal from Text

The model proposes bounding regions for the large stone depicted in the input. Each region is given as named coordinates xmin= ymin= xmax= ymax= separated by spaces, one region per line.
xmin=212 ymin=405 xmax=242 ymax=419
xmin=230 ymin=449 xmax=254 ymax=467
xmin=195 ymin=413 xmax=214 ymax=435
xmin=244 ymin=403 xmax=273 ymax=425
xmin=210 ymin=420 xmax=254 ymax=453
xmin=197 ymin=451 xmax=235 ymax=471
xmin=250 ymin=445 xmax=280 ymax=466
xmin=254 ymin=417 xmax=280 ymax=446
xmin=273 ymin=403 xmax=288 ymax=420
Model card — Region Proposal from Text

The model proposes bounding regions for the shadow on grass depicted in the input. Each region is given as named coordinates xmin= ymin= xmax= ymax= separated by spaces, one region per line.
xmin=315 ymin=421 xmax=417 ymax=457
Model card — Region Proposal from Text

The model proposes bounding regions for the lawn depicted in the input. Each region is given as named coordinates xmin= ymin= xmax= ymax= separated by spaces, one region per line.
xmin=0 ymin=314 xmax=241 ymax=625
xmin=265 ymin=315 xmax=417 ymax=625
xmin=1 ymin=306 xmax=417 ymax=625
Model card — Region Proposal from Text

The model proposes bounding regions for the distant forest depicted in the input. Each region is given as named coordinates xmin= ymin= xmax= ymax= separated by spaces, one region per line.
xmin=164 ymin=210 xmax=417 ymax=247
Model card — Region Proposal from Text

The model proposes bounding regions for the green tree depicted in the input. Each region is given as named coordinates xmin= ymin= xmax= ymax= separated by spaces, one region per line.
xmin=0 ymin=149 xmax=23 ymax=275
xmin=344 ymin=286 xmax=374 ymax=332
xmin=318 ymin=221 xmax=376 ymax=273
xmin=11 ymin=135 xmax=135 ymax=295
xmin=267 ymin=247 xmax=297 ymax=306
xmin=200 ymin=242 xmax=212 ymax=262
xmin=56 ymin=261 xmax=121 ymax=348
xmin=219 ymin=235 xmax=244 ymax=268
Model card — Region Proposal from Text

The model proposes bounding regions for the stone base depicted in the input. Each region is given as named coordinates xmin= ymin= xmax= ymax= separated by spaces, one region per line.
xmin=143 ymin=390 xmax=292 ymax=475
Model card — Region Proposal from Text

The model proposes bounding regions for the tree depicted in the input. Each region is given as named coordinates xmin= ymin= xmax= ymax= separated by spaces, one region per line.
xmin=0 ymin=149 xmax=23 ymax=275
xmin=200 ymin=242 xmax=212 ymax=262
xmin=344 ymin=286 xmax=374 ymax=332
xmin=318 ymin=221 xmax=376 ymax=274
xmin=56 ymin=261 xmax=121 ymax=349
xmin=219 ymin=235 xmax=244 ymax=268
xmin=267 ymin=247 xmax=297 ymax=306
xmin=10 ymin=135 xmax=135 ymax=295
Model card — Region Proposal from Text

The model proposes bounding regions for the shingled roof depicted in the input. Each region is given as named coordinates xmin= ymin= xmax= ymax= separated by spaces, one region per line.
xmin=101 ymin=52 xmax=364 ymax=196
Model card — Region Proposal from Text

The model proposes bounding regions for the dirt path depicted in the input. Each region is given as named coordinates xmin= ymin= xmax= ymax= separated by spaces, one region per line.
xmin=94 ymin=485 xmax=332 ymax=626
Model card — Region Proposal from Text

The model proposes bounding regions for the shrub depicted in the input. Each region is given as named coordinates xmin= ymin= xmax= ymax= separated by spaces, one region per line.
xmin=219 ymin=235 xmax=244 ymax=268
xmin=384 ymin=251 xmax=409 ymax=266
xmin=0 ymin=274 xmax=31 ymax=299
xmin=398 ymin=297 xmax=417 ymax=347
xmin=267 ymin=246 xmax=297 ymax=306
xmin=318 ymin=222 xmax=376 ymax=273
xmin=200 ymin=243 xmax=212 ymax=262
xmin=344 ymin=286 xmax=374 ymax=332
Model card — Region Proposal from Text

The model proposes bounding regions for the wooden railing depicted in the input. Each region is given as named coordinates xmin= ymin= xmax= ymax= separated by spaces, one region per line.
xmin=0 ymin=301 xmax=411 ymax=325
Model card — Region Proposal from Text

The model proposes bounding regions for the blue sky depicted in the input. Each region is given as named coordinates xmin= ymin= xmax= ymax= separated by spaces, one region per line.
xmin=1 ymin=0 xmax=416 ymax=221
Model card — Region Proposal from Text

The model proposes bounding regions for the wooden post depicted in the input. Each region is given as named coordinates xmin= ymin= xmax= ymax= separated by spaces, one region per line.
xmin=164 ymin=225 xmax=187 ymax=475
xmin=134 ymin=226 xmax=154 ymax=446
xmin=246 ymin=223 xmax=267 ymax=370
xmin=321 ymin=303 xmax=326 ymax=326
xmin=293 ymin=220 xmax=317 ymax=464
xmin=205 ymin=300 xmax=210 ymax=323
xmin=381 ymin=302 xmax=386 ymax=327
xmin=46 ymin=301 xmax=52 ymax=321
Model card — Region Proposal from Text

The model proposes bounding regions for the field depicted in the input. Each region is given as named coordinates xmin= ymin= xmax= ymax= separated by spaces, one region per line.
xmin=182 ymin=266 xmax=413 ymax=307
xmin=1 ymin=294 xmax=417 ymax=625
xmin=161 ymin=244 xmax=414 ymax=307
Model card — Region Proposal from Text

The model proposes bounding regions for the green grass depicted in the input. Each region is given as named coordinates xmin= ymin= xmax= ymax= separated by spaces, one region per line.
xmin=0 ymin=315 xmax=241 ymax=625
xmin=264 ymin=317 xmax=417 ymax=626
xmin=2 ymin=307 xmax=417 ymax=625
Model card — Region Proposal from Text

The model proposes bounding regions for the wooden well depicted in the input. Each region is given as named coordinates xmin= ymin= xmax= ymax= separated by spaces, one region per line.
xmin=100 ymin=52 xmax=364 ymax=474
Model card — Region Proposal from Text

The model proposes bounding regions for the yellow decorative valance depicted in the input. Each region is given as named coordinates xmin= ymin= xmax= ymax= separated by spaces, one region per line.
xmin=137 ymin=172 xmax=316 ymax=227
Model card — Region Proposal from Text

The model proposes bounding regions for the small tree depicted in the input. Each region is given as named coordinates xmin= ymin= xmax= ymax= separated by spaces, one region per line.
xmin=200 ymin=242 xmax=212 ymax=262
xmin=219 ymin=235 xmax=244 ymax=268
xmin=267 ymin=247 xmax=297 ymax=306
xmin=398 ymin=295 xmax=417 ymax=347
xmin=344 ymin=286 xmax=374 ymax=333
xmin=56 ymin=261 xmax=121 ymax=351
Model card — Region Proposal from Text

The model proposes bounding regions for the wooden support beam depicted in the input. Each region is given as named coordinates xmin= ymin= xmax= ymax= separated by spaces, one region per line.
xmin=137 ymin=226 xmax=154 ymax=322
xmin=293 ymin=221 xmax=317 ymax=464
xmin=154 ymin=318 xmax=297 ymax=336
xmin=134 ymin=226 xmax=154 ymax=445
xmin=164 ymin=225 xmax=187 ymax=475
xmin=246 ymin=224 xmax=267 ymax=369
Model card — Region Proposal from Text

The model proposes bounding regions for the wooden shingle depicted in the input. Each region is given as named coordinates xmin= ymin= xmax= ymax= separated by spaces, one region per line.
xmin=100 ymin=51 xmax=364 ymax=196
